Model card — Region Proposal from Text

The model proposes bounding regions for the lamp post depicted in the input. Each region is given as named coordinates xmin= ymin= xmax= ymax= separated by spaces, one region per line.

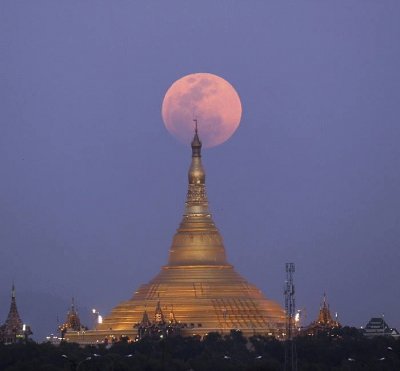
xmin=61 ymin=354 xmax=100 ymax=371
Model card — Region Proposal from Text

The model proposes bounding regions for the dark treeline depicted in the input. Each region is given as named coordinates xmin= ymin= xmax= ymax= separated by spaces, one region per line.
xmin=0 ymin=327 xmax=399 ymax=371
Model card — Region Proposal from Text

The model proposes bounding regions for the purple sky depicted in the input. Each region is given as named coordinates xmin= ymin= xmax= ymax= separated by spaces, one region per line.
xmin=1 ymin=1 xmax=399 ymax=340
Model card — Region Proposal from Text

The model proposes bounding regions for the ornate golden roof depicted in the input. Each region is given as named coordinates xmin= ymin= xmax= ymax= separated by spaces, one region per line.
xmin=60 ymin=298 xmax=83 ymax=333
xmin=315 ymin=293 xmax=340 ymax=327
xmin=304 ymin=293 xmax=341 ymax=335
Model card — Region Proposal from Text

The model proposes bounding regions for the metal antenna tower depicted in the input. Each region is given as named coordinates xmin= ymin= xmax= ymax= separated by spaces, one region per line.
xmin=284 ymin=263 xmax=297 ymax=371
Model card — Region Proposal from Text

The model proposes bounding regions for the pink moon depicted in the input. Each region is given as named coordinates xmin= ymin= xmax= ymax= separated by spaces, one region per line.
xmin=161 ymin=73 xmax=242 ymax=148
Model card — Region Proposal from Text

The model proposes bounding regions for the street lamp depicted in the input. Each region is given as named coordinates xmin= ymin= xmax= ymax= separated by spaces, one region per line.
xmin=92 ymin=308 xmax=103 ymax=328
xmin=61 ymin=354 xmax=95 ymax=371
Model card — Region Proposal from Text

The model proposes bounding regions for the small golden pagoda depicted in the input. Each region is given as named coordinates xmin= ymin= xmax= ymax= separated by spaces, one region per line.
xmin=59 ymin=298 xmax=86 ymax=339
xmin=66 ymin=127 xmax=285 ymax=343
xmin=135 ymin=301 xmax=183 ymax=340
xmin=304 ymin=293 xmax=341 ymax=336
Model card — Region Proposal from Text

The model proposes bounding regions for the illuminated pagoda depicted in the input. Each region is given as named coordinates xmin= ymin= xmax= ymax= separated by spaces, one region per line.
xmin=0 ymin=284 xmax=32 ymax=344
xmin=304 ymin=293 xmax=341 ymax=336
xmin=66 ymin=127 xmax=285 ymax=344
xmin=135 ymin=301 xmax=183 ymax=340
xmin=59 ymin=298 xmax=86 ymax=339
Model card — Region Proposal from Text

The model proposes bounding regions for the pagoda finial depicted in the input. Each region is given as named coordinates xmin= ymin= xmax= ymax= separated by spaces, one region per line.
xmin=194 ymin=118 xmax=198 ymax=134
xmin=321 ymin=292 xmax=327 ymax=309
xmin=188 ymin=121 xmax=205 ymax=187
xmin=191 ymin=119 xmax=202 ymax=158
xmin=11 ymin=282 xmax=16 ymax=299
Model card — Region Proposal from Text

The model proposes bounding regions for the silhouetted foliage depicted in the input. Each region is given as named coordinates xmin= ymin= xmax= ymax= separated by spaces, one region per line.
xmin=0 ymin=328 xmax=399 ymax=370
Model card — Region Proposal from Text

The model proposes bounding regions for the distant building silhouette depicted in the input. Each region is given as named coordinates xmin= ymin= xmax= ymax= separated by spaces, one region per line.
xmin=363 ymin=317 xmax=400 ymax=339
xmin=0 ymin=284 xmax=32 ymax=344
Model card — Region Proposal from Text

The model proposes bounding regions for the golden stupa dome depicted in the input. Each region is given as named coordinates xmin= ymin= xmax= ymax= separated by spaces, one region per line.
xmin=65 ymin=127 xmax=285 ymax=343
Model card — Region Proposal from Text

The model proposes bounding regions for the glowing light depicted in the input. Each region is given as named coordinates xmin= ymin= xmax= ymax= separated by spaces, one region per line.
xmin=98 ymin=315 xmax=103 ymax=324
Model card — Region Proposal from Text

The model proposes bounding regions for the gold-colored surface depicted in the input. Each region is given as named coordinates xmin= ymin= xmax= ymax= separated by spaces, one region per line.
xmin=305 ymin=293 xmax=341 ymax=335
xmin=70 ymin=132 xmax=285 ymax=342
xmin=97 ymin=265 xmax=285 ymax=336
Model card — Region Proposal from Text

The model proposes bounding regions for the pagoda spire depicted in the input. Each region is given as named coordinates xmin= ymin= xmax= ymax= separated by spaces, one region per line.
xmin=6 ymin=283 xmax=23 ymax=328
xmin=59 ymin=297 xmax=82 ymax=335
xmin=317 ymin=293 xmax=336 ymax=326
xmin=140 ymin=308 xmax=151 ymax=327
xmin=0 ymin=284 xmax=24 ymax=343
xmin=187 ymin=120 xmax=207 ymax=201
xmin=304 ymin=293 xmax=341 ymax=335
xmin=154 ymin=300 xmax=165 ymax=324
xmin=191 ymin=118 xmax=202 ymax=158
xmin=167 ymin=123 xmax=229 ymax=266
xmin=168 ymin=305 xmax=177 ymax=324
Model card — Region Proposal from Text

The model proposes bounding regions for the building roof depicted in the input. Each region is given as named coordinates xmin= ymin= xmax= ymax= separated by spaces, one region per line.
xmin=0 ymin=284 xmax=30 ymax=343
xmin=304 ymin=293 xmax=341 ymax=335
xmin=364 ymin=317 xmax=400 ymax=338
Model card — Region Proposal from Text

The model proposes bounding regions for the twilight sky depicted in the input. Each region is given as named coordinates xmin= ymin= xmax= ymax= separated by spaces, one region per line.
xmin=1 ymin=1 xmax=399 ymax=340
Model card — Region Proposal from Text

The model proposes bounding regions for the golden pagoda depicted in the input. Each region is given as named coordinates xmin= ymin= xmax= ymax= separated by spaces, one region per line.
xmin=303 ymin=293 xmax=341 ymax=336
xmin=59 ymin=298 xmax=86 ymax=339
xmin=65 ymin=127 xmax=285 ymax=343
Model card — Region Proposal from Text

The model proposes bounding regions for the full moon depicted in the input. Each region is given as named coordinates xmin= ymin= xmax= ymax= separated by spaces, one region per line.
xmin=161 ymin=73 xmax=242 ymax=148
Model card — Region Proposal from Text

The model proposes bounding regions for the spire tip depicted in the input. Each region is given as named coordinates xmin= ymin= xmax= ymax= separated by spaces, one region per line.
xmin=191 ymin=119 xmax=202 ymax=157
